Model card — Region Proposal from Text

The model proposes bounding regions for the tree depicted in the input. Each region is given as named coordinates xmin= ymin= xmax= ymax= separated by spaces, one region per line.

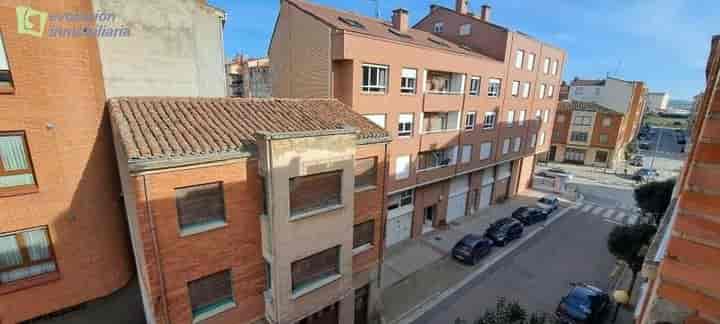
xmin=624 ymin=141 xmax=637 ymax=161
xmin=607 ymin=223 xmax=657 ymax=299
xmin=454 ymin=298 xmax=561 ymax=324
xmin=634 ymin=178 xmax=675 ymax=225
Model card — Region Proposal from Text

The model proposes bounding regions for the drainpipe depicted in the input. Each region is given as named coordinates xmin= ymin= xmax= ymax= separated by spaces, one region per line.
xmin=377 ymin=143 xmax=389 ymax=313
xmin=143 ymin=175 xmax=171 ymax=324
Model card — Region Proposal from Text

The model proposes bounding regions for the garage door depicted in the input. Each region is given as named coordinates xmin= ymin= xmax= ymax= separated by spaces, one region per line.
xmin=385 ymin=212 xmax=412 ymax=247
xmin=447 ymin=175 xmax=469 ymax=222
xmin=479 ymin=184 xmax=493 ymax=209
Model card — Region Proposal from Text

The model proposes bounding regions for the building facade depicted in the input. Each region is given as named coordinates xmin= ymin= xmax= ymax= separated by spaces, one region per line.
xmin=227 ymin=55 xmax=272 ymax=98
xmin=0 ymin=1 xmax=134 ymax=322
xmin=110 ymin=97 xmax=390 ymax=324
xmin=270 ymin=0 xmax=565 ymax=249
xmin=646 ymin=92 xmax=670 ymax=113
xmin=634 ymin=35 xmax=720 ymax=324
xmin=548 ymin=101 xmax=629 ymax=168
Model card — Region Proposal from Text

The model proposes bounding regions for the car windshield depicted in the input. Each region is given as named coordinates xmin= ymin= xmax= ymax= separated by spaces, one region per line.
xmin=539 ymin=198 xmax=554 ymax=204
xmin=489 ymin=218 xmax=513 ymax=230
xmin=460 ymin=235 xmax=482 ymax=247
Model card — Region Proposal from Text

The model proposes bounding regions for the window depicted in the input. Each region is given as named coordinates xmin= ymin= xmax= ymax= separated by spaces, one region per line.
xmin=551 ymin=60 xmax=559 ymax=75
xmin=461 ymin=145 xmax=472 ymax=163
xmin=425 ymin=70 xmax=463 ymax=93
xmin=433 ymin=22 xmax=444 ymax=33
xmin=290 ymin=171 xmax=342 ymax=217
xmin=574 ymin=87 xmax=584 ymax=95
xmin=521 ymin=82 xmax=531 ymax=98
xmin=518 ymin=110 xmax=526 ymax=126
xmin=353 ymin=221 xmax=374 ymax=249
xmin=599 ymin=134 xmax=609 ymax=144
xmin=502 ymin=138 xmax=510 ymax=155
xmin=511 ymin=81 xmax=520 ymax=97
xmin=557 ymin=114 xmax=566 ymax=123
xmin=514 ymin=50 xmax=524 ymax=69
xmin=188 ymin=270 xmax=235 ymax=321
xmin=264 ymin=260 xmax=272 ymax=291
xmin=526 ymin=53 xmax=535 ymax=71
xmin=530 ymin=134 xmax=537 ymax=147
xmin=0 ymin=132 xmax=36 ymax=190
xmin=422 ymin=111 xmax=459 ymax=132
xmin=539 ymin=132 xmax=546 ymax=145
xmin=363 ymin=114 xmax=386 ymax=128
xmin=553 ymin=129 xmax=561 ymax=140
xmin=176 ymin=182 xmax=226 ymax=232
xmin=292 ymin=246 xmax=340 ymax=293
xmin=388 ymin=190 xmax=413 ymax=211
xmin=418 ymin=147 xmax=457 ymax=170
xmin=464 ymin=112 xmax=476 ymax=130
xmin=395 ymin=155 xmax=410 ymax=180
xmin=543 ymin=58 xmax=550 ymax=74
xmin=572 ymin=116 xmax=593 ymax=126
xmin=483 ymin=112 xmax=496 ymax=129
xmin=547 ymin=85 xmax=555 ymax=98
xmin=602 ymin=117 xmax=612 ymax=127
xmin=513 ymin=137 xmax=522 ymax=152
xmin=0 ymin=227 xmax=57 ymax=285
xmin=400 ymin=68 xmax=417 ymax=94
xmin=339 ymin=17 xmax=366 ymax=29
xmin=479 ymin=142 xmax=493 ymax=160
xmin=538 ymin=84 xmax=546 ymax=99
xmin=570 ymin=132 xmax=589 ymax=142
xmin=398 ymin=113 xmax=413 ymax=137
xmin=487 ymin=78 xmax=501 ymax=97
xmin=535 ymin=110 xmax=542 ymax=120
xmin=459 ymin=24 xmax=471 ymax=36
xmin=0 ymin=32 xmax=12 ymax=89
xmin=361 ymin=64 xmax=388 ymax=93
xmin=565 ymin=148 xmax=586 ymax=162
xmin=595 ymin=151 xmax=609 ymax=163
xmin=507 ymin=110 xmax=515 ymax=127
xmin=543 ymin=110 xmax=550 ymax=123
xmin=469 ymin=77 xmax=481 ymax=96
xmin=355 ymin=157 xmax=377 ymax=189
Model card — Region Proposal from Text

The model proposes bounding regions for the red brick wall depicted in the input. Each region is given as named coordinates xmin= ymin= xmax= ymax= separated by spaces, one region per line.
xmin=590 ymin=112 xmax=623 ymax=149
xmin=353 ymin=144 xmax=386 ymax=274
xmin=0 ymin=1 xmax=133 ymax=322
xmin=132 ymin=160 xmax=265 ymax=324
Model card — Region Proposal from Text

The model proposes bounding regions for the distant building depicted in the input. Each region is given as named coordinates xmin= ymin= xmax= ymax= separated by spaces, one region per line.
xmin=226 ymin=55 xmax=272 ymax=98
xmin=558 ymin=81 xmax=570 ymax=101
xmin=646 ymin=92 xmax=670 ymax=112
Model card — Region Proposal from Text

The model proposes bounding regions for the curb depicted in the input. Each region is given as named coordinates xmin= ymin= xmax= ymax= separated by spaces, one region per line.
xmin=390 ymin=205 xmax=576 ymax=324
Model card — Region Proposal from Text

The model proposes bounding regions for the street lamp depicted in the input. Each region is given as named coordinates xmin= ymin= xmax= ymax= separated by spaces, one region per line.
xmin=649 ymin=128 xmax=664 ymax=170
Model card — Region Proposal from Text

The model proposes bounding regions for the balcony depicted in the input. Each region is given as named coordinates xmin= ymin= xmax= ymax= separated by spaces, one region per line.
xmin=417 ymin=146 xmax=457 ymax=172
xmin=422 ymin=111 xmax=460 ymax=134
xmin=423 ymin=70 xmax=464 ymax=111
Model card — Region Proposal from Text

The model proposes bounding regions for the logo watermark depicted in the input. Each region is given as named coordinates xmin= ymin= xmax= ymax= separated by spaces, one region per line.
xmin=16 ymin=6 xmax=130 ymax=38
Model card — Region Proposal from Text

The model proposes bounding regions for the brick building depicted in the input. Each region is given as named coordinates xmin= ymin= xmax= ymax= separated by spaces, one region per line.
xmin=0 ymin=1 xmax=134 ymax=322
xmin=548 ymin=101 xmax=629 ymax=168
xmin=634 ymin=35 xmax=720 ymax=324
xmin=227 ymin=55 xmax=272 ymax=98
xmin=109 ymin=97 xmax=390 ymax=324
xmin=270 ymin=0 xmax=565 ymax=247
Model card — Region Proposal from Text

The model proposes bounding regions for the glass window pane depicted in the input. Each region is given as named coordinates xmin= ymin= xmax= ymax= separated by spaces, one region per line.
xmin=0 ymin=135 xmax=30 ymax=171
xmin=0 ymin=235 xmax=22 ymax=269
xmin=22 ymin=229 xmax=51 ymax=261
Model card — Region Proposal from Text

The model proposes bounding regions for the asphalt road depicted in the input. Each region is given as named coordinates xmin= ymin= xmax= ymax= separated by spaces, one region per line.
xmin=638 ymin=127 xmax=687 ymax=156
xmin=413 ymin=204 xmax=618 ymax=323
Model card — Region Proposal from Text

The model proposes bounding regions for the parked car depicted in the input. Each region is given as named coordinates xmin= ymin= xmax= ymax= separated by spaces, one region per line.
xmin=632 ymin=168 xmax=659 ymax=182
xmin=452 ymin=234 xmax=493 ymax=265
xmin=628 ymin=155 xmax=643 ymax=167
xmin=536 ymin=168 xmax=574 ymax=180
xmin=511 ymin=207 xmax=549 ymax=226
xmin=555 ymin=282 xmax=610 ymax=324
xmin=537 ymin=196 xmax=560 ymax=212
xmin=484 ymin=218 xmax=524 ymax=246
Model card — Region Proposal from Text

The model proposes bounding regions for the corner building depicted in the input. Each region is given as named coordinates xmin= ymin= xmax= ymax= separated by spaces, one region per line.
xmin=270 ymin=0 xmax=566 ymax=248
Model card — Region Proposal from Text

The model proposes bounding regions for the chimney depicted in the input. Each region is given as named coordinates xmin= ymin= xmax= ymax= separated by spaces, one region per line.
xmin=456 ymin=0 xmax=468 ymax=14
xmin=480 ymin=4 xmax=491 ymax=22
xmin=392 ymin=8 xmax=409 ymax=32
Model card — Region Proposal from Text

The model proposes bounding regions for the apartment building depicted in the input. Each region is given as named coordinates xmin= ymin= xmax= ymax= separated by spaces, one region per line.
xmin=227 ymin=55 xmax=272 ymax=98
xmin=647 ymin=91 xmax=670 ymax=113
xmin=110 ymin=97 xmax=390 ymax=324
xmin=0 ymin=1 xmax=134 ymax=322
xmin=568 ymin=77 xmax=647 ymax=142
xmin=270 ymin=0 xmax=565 ymax=248
xmin=548 ymin=101 xmax=628 ymax=168
xmin=634 ymin=35 xmax=720 ymax=324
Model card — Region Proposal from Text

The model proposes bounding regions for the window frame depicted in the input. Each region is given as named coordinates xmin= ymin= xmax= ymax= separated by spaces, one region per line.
xmin=518 ymin=110 xmax=526 ymax=126
xmin=570 ymin=131 xmax=589 ymax=142
xmin=0 ymin=31 xmax=13 ymax=91
xmin=464 ymin=111 xmax=477 ymax=130
xmin=188 ymin=270 xmax=236 ymax=322
xmin=538 ymin=84 xmax=546 ymax=99
xmin=400 ymin=68 xmax=417 ymax=94
xmin=361 ymin=64 xmax=388 ymax=93
xmin=291 ymin=246 xmax=341 ymax=297
xmin=461 ymin=144 xmax=472 ymax=164
xmin=513 ymin=137 xmax=522 ymax=153
xmin=483 ymin=112 xmax=496 ymax=130
xmin=521 ymin=82 xmax=531 ymax=98
xmin=397 ymin=113 xmax=414 ymax=137
xmin=433 ymin=22 xmax=444 ymax=33
xmin=289 ymin=170 xmax=343 ymax=219
xmin=175 ymin=182 xmax=227 ymax=235
xmin=595 ymin=151 xmax=609 ymax=163
xmin=551 ymin=60 xmax=559 ymax=75
xmin=487 ymin=78 xmax=501 ymax=97
xmin=543 ymin=58 xmax=550 ymax=74
xmin=599 ymin=134 xmax=609 ymax=144
xmin=353 ymin=220 xmax=375 ymax=251
xmin=526 ymin=53 xmax=535 ymax=71
xmin=507 ymin=110 xmax=515 ymax=127
xmin=514 ymin=50 xmax=524 ymax=69
xmin=0 ymin=131 xmax=38 ymax=196
xmin=479 ymin=142 xmax=493 ymax=160
xmin=511 ymin=81 xmax=520 ymax=97
xmin=354 ymin=157 xmax=377 ymax=189
xmin=469 ymin=76 xmax=481 ymax=96
xmin=602 ymin=117 xmax=612 ymax=127
xmin=395 ymin=155 xmax=411 ymax=180
xmin=502 ymin=138 xmax=510 ymax=155
xmin=547 ymin=85 xmax=555 ymax=98
xmin=459 ymin=23 xmax=471 ymax=36
xmin=0 ymin=226 xmax=58 ymax=286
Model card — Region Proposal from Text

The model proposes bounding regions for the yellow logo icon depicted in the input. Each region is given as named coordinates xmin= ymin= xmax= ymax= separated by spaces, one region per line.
xmin=16 ymin=6 xmax=48 ymax=37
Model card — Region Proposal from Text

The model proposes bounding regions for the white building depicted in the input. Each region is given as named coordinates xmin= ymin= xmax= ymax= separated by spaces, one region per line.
xmin=569 ymin=77 xmax=644 ymax=114
xmin=646 ymin=92 xmax=670 ymax=112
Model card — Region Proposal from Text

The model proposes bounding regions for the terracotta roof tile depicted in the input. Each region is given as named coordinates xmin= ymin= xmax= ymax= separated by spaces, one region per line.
xmin=109 ymin=97 xmax=390 ymax=164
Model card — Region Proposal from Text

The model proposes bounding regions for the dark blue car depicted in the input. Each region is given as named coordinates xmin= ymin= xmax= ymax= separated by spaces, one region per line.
xmin=556 ymin=283 xmax=610 ymax=323
xmin=452 ymin=234 xmax=493 ymax=265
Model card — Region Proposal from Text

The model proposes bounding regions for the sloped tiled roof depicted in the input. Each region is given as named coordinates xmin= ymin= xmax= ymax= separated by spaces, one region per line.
xmin=285 ymin=0 xmax=496 ymax=61
xmin=558 ymin=101 xmax=623 ymax=115
xmin=109 ymin=97 xmax=390 ymax=169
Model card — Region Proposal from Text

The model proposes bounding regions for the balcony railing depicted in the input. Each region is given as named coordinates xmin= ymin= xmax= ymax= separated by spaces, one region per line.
xmin=424 ymin=70 xmax=464 ymax=95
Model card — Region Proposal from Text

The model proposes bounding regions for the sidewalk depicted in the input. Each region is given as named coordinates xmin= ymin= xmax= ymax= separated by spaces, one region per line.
xmin=603 ymin=262 xmax=643 ymax=324
xmin=380 ymin=189 xmax=576 ymax=324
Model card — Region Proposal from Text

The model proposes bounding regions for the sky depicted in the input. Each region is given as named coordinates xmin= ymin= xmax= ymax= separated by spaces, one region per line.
xmin=211 ymin=0 xmax=719 ymax=100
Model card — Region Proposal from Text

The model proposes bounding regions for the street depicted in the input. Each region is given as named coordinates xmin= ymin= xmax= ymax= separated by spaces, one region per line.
xmin=413 ymin=202 xmax=618 ymax=323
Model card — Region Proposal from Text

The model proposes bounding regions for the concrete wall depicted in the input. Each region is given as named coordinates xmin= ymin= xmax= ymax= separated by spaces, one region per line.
xmin=92 ymin=0 xmax=226 ymax=97
xmin=570 ymin=78 xmax=634 ymax=114
xmin=0 ymin=2 xmax=133 ymax=322
xmin=647 ymin=92 xmax=669 ymax=111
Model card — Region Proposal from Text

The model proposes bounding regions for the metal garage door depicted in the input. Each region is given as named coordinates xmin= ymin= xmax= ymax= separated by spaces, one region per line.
xmin=479 ymin=185 xmax=493 ymax=209
xmin=446 ymin=175 xmax=469 ymax=222
xmin=385 ymin=212 xmax=412 ymax=247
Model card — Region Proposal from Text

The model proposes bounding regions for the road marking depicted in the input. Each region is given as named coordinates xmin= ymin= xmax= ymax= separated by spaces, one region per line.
xmin=628 ymin=214 xmax=639 ymax=225
xmin=591 ymin=206 xmax=605 ymax=215
xmin=604 ymin=219 xmax=625 ymax=226
xmin=602 ymin=209 xmax=615 ymax=219
xmin=581 ymin=204 xmax=593 ymax=213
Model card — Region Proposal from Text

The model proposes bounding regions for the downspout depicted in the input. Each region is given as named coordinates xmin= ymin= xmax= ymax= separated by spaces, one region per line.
xmin=377 ymin=143 xmax=389 ymax=304
xmin=143 ymin=175 xmax=171 ymax=324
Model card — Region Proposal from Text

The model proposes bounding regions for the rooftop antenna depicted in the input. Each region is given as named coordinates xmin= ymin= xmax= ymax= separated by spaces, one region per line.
xmin=368 ymin=0 xmax=380 ymax=18
xmin=613 ymin=59 xmax=623 ymax=78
